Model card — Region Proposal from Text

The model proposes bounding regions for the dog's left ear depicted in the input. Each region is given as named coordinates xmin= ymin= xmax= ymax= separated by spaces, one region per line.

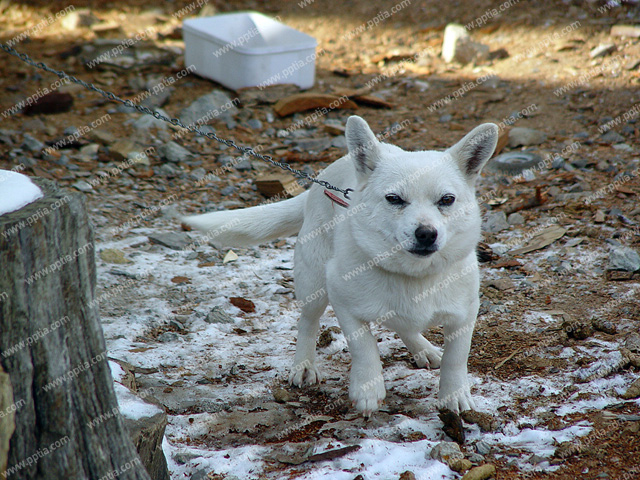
xmin=446 ymin=123 xmax=499 ymax=183
xmin=346 ymin=115 xmax=382 ymax=182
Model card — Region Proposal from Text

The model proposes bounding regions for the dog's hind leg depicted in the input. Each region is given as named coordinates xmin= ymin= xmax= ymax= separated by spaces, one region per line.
xmin=289 ymin=268 xmax=328 ymax=387
xmin=397 ymin=331 xmax=442 ymax=369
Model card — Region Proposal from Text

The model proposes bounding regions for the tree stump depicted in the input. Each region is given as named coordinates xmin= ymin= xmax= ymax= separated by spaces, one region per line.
xmin=0 ymin=179 xmax=151 ymax=480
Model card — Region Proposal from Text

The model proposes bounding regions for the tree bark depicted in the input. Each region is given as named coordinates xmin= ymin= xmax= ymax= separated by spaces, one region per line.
xmin=0 ymin=179 xmax=151 ymax=480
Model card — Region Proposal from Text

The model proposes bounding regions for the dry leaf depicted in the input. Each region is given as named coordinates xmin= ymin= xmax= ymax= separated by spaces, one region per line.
xmin=230 ymin=297 xmax=255 ymax=313
xmin=274 ymin=93 xmax=358 ymax=117
xmin=510 ymin=225 xmax=567 ymax=255
xmin=223 ymin=250 xmax=239 ymax=263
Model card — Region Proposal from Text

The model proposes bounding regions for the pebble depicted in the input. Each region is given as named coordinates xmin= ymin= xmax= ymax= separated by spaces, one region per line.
xmin=508 ymin=127 xmax=547 ymax=147
xmin=460 ymin=464 xmax=496 ymax=480
xmin=179 ymin=91 xmax=239 ymax=125
xmin=439 ymin=114 xmax=453 ymax=123
xmin=148 ymin=232 xmax=191 ymax=250
xmin=626 ymin=333 xmax=640 ymax=353
xmin=220 ymin=185 xmax=238 ymax=196
xmin=608 ymin=245 xmax=640 ymax=271
xmin=158 ymin=163 xmax=180 ymax=177
xmin=189 ymin=167 xmax=207 ymax=181
xmin=398 ymin=471 xmax=416 ymax=480
xmin=247 ymin=118 xmax=262 ymax=130
xmin=22 ymin=134 xmax=44 ymax=153
xmin=600 ymin=130 xmax=625 ymax=144
xmin=235 ymin=159 xmax=252 ymax=171
xmin=590 ymin=43 xmax=617 ymax=58
xmin=483 ymin=211 xmax=509 ymax=233
xmin=205 ymin=306 xmax=235 ymax=324
xmin=448 ymin=458 xmax=472 ymax=473
xmin=158 ymin=332 xmax=179 ymax=343
xmin=468 ymin=453 xmax=485 ymax=463
xmin=272 ymin=388 xmax=293 ymax=403
xmin=99 ymin=248 xmax=132 ymax=264
xmin=507 ymin=212 xmax=524 ymax=225
xmin=621 ymin=377 xmax=640 ymax=399
xmin=72 ymin=180 xmax=93 ymax=192
xmin=428 ymin=441 xmax=463 ymax=463
xmin=158 ymin=141 xmax=193 ymax=163
xmin=475 ymin=439 xmax=492 ymax=455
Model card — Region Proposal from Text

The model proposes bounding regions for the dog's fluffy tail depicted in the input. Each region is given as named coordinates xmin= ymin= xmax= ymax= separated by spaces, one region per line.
xmin=181 ymin=191 xmax=308 ymax=247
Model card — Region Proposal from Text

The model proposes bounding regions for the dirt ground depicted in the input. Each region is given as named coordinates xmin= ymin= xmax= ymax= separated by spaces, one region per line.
xmin=2 ymin=0 xmax=640 ymax=479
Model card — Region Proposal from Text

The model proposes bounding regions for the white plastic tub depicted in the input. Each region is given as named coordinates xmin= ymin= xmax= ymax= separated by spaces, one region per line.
xmin=183 ymin=12 xmax=318 ymax=90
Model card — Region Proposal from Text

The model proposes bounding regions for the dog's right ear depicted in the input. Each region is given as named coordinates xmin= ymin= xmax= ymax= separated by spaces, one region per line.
xmin=447 ymin=123 xmax=499 ymax=183
xmin=346 ymin=116 xmax=381 ymax=181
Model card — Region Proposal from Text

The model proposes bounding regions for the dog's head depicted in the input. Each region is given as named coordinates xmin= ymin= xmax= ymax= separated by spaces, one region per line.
xmin=345 ymin=116 xmax=498 ymax=277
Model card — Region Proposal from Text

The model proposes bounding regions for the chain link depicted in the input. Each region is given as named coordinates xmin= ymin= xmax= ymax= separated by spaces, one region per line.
xmin=1 ymin=43 xmax=353 ymax=199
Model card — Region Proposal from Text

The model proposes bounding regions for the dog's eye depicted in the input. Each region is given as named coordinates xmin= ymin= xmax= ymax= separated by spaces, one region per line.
xmin=438 ymin=194 xmax=455 ymax=207
xmin=385 ymin=194 xmax=406 ymax=206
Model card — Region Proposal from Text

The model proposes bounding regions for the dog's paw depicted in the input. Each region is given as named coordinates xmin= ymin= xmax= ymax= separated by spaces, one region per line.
xmin=414 ymin=346 xmax=442 ymax=369
xmin=289 ymin=362 xmax=322 ymax=387
xmin=438 ymin=382 xmax=475 ymax=413
xmin=349 ymin=374 xmax=386 ymax=417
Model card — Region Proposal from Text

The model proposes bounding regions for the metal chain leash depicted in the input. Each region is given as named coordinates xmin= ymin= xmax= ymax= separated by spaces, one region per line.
xmin=1 ymin=43 xmax=353 ymax=198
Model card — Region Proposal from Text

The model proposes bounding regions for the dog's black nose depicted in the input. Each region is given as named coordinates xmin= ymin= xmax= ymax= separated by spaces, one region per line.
xmin=415 ymin=225 xmax=438 ymax=248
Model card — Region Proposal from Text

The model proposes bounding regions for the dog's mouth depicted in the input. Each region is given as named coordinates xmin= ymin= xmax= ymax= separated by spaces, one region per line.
xmin=408 ymin=246 xmax=438 ymax=257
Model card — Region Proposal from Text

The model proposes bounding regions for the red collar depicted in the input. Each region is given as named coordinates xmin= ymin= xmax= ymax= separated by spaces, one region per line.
xmin=324 ymin=189 xmax=350 ymax=208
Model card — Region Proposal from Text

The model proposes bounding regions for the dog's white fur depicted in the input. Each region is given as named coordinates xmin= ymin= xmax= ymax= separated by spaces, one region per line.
xmin=183 ymin=116 xmax=498 ymax=415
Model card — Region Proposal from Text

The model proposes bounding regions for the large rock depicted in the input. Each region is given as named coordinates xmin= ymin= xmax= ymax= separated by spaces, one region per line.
xmin=115 ymin=383 xmax=170 ymax=480
xmin=428 ymin=441 xmax=464 ymax=463
xmin=442 ymin=23 xmax=489 ymax=64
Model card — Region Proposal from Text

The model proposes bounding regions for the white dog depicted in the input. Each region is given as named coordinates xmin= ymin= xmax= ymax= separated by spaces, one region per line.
xmin=182 ymin=116 xmax=498 ymax=416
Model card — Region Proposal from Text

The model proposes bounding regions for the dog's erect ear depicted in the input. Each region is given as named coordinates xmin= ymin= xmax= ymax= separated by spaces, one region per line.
xmin=446 ymin=123 xmax=499 ymax=182
xmin=346 ymin=116 xmax=381 ymax=180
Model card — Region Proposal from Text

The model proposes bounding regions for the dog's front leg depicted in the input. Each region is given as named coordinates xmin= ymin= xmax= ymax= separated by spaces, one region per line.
xmin=337 ymin=311 xmax=386 ymax=416
xmin=438 ymin=310 xmax=477 ymax=413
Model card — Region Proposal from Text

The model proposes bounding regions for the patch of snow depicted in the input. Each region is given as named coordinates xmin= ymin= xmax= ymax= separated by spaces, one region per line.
xmin=114 ymin=382 xmax=163 ymax=420
xmin=0 ymin=169 xmax=43 ymax=215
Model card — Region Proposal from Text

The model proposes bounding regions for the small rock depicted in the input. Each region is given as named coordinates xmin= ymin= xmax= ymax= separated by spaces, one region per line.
xmin=483 ymin=211 xmax=509 ymax=233
xmin=565 ymin=321 xmax=593 ymax=340
xmin=461 ymin=410 xmax=500 ymax=432
xmin=157 ymin=332 xmax=179 ymax=343
xmin=528 ymin=454 xmax=546 ymax=465
xmin=272 ymin=388 xmax=293 ymax=403
xmin=61 ymin=9 xmax=98 ymax=30
xmin=590 ymin=43 xmax=617 ymax=58
xmin=72 ymin=180 xmax=93 ymax=193
xmin=592 ymin=318 xmax=616 ymax=335
xmin=189 ymin=469 xmax=209 ymax=480
xmin=442 ymin=23 xmax=489 ymax=64
xmin=109 ymin=139 xmax=143 ymax=163
xmin=148 ymin=232 xmax=191 ymax=250
xmin=475 ymin=439 xmax=492 ymax=455
xmin=173 ymin=452 xmax=202 ymax=465
xmin=399 ymin=471 xmax=416 ymax=480
xmin=247 ymin=118 xmax=262 ymax=129
xmin=428 ymin=441 xmax=463 ymax=463
xmin=158 ymin=141 xmax=193 ymax=163
xmin=89 ymin=129 xmax=115 ymax=145
xmin=461 ymin=464 xmax=496 ymax=480
xmin=22 ymin=134 xmax=44 ymax=153
xmin=448 ymin=458 xmax=472 ymax=473
xmin=609 ymin=246 xmax=640 ymax=271
xmin=621 ymin=377 xmax=640 ymax=399
xmin=594 ymin=210 xmax=606 ymax=223
xmin=235 ymin=158 xmax=252 ymax=171
xmin=223 ymin=250 xmax=238 ymax=263
xmin=508 ymin=127 xmax=547 ymax=147
xmin=626 ymin=333 xmax=640 ymax=353
xmin=189 ymin=167 xmax=207 ymax=181
xmin=220 ymin=185 xmax=237 ymax=196
xmin=439 ymin=409 xmax=465 ymax=443
xmin=600 ymin=130 xmax=625 ymax=144
xmin=99 ymin=248 xmax=132 ymax=264
xmin=22 ymin=118 xmax=46 ymax=133
xmin=468 ymin=453 xmax=485 ymax=463
xmin=611 ymin=24 xmax=640 ymax=38
xmin=439 ymin=114 xmax=453 ymax=123
xmin=507 ymin=212 xmax=524 ymax=226
xmin=205 ymin=306 xmax=234 ymax=324
xmin=179 ymin=91 xmax=238 ymax=125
